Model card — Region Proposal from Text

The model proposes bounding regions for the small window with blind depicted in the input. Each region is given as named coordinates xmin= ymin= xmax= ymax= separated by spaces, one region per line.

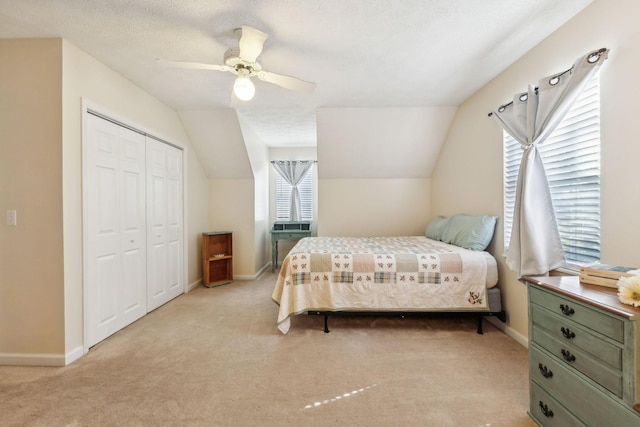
xmin=504 ymin=73 xmax=601 ymax=266
xmin=275 ymin=165 xmax=314 ymax=221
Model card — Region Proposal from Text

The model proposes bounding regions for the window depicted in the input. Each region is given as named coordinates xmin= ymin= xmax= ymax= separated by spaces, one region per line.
xmin=504 ymin=74 xmax=601 ymax=265
xmin=275 ymin=164 xmax=314 ymax=221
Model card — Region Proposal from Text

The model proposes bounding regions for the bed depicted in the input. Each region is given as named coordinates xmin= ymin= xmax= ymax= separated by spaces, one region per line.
xmin=272 ymin=214 xmax=505 ymax=334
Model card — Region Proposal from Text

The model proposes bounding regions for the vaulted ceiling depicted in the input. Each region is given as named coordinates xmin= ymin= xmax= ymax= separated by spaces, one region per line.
xmin=0 ymin=0 xmax=593 ymax=177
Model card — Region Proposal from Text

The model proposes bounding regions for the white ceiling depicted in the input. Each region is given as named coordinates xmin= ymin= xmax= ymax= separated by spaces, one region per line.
xmin=0 ymin=0 xmax=592 ymax=148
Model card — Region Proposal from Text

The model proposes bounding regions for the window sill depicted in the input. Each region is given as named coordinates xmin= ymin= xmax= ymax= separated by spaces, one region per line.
xmin=500 ymin=253 xmax=584 ymax=277
xmin=551 ymin=266 xmax=579 ymax=277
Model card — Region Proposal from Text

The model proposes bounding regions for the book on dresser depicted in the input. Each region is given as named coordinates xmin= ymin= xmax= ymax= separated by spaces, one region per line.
xmin=523 ymin=275 xmax=640 ymax=426
xmin=579 ymin=263 xmax=639 ymax=288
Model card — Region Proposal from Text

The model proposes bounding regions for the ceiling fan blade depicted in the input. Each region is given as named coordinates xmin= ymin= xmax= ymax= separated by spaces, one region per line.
xmin=257 ymin=70 xmax=316 ymax=94
xmin=155 ymin=58 xmax=230 ymax=72
xmin=238 ymin=25 xmax=268 ymax=63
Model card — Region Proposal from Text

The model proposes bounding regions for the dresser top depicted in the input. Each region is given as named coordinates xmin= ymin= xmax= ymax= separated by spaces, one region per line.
xmin=523 ymin=275 xmax=640 ymax=320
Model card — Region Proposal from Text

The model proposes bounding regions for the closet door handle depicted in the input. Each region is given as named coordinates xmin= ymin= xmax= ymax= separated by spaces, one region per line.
xmin=560 ymin=304 xmax=575 ymax=316
xmin=538 ymin=363 xmax=553 ymax=378
xmin=561 ymin=327 xmax=576 ymax=340
xmin=561 ymin=349 xmax=576 ymax=362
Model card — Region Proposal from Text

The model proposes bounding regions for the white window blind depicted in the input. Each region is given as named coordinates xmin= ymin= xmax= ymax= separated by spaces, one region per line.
xmin=504 ymin=74 xmax=601 ymax=264
xmin=275 ymin=165 xmax=314 ymax=221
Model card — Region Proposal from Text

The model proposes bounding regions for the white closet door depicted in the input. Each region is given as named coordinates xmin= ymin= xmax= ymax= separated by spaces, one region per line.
xmin=85 ymin=114 xmax=147 ymax=347
xmin=146 ymin=138 xmax=184 ymax=311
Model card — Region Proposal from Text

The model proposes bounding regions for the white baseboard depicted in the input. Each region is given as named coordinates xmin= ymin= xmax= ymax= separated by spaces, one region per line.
xmin=233 ymin=263 xmax=271 ymax=281
xmin=187 ymin=278 xmax=202 ymax=292
xmin=65 ymin=345 xmax=84 ymax=365
xmin=254 ymin=263 xmax=271 ymax=279
xmin=485 ymin=317 xmax=528 ymax=348
xmin=0 ymin=345 xmax=85 ymax=367
xmin=1 ymin=353 xmax=63 ymax=367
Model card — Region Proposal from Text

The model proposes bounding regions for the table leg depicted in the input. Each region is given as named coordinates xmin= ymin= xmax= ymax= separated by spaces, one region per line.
xmin=272 ymin=240 xmax=278 ymax=272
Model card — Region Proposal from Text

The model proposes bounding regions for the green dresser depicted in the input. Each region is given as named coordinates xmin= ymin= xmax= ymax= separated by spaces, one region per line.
xmin=524 ymin=276 xmax=640 ymax=426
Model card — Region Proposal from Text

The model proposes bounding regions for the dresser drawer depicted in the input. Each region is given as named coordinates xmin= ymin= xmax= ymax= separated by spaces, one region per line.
xmin=531 ymin=304 xmax=622 ymax=369
xmin=531 ymin=326 xmax=623 ymax=396
xmin=530 ymin=286 xmax=624 ymax=342
xmin=530 ymin=380 xmax=584 ymax=427
xmin=530 ymin=344 xmax=640 ymax=426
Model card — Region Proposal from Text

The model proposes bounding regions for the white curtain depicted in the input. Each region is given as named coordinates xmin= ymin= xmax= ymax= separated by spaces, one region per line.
xmin=271 ymin=160 xmax=314 ymax=221
xmin=492 ymin=48 xmax=608 ymax=277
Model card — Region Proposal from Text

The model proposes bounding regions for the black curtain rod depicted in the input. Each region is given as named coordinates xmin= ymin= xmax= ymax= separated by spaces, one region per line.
xmin=488 ymin=48 xmax=607 ymax=117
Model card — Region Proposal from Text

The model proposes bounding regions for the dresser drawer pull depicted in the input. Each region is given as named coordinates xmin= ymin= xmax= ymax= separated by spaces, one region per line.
xmin=538 ymin=363 xmax=553 ymax=378
xmin=561 ymin=349 xmax=576 ymax=362
xmin=539 ymin=401 xmax=554 ymax=418
xmin=559 ymin=304 xmax=575 ymax=316
xmin=560 ymin=327 xmax=576 ymax=340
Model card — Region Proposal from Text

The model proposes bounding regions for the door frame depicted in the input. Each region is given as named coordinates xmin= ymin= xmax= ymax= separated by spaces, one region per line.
xmin=81 ymin=100 xmax=188 ymax=355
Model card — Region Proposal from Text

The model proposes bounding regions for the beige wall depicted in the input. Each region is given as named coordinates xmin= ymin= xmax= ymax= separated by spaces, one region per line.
xmin=432 ymin=0 xmax=640 ymax=344
xmin=0 ymin=39 xmax=65 ymax=357
xmin=0 ymin=38 xmax=210 ymax=365
xmin=315 ymin=107 xmax=438 ymax=238
xmin=183 ymin=110 xmax=269 ymax=277
xmin=208 ymin=179 xmax=257 ymax=276
xmin=318 ymin=178 xmax=431 ymax=237
xmin=316 ymin=107 xmax=456 ymax=180
xmin=186 ymin=144 xmax=211 ymax=285
xmin=238 ymin=114 xmax=270 ymax=274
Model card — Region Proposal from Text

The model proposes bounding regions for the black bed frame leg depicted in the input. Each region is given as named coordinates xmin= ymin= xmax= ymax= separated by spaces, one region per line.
xmin=476 ymin=315 xmax=484 ymax=335
xmin=324 ymin=314 xmax=330 ymax=333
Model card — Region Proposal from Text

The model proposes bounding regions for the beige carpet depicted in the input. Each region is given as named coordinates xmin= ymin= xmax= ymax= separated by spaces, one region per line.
xmin=0 ymin=273 xmax=536 ymax=426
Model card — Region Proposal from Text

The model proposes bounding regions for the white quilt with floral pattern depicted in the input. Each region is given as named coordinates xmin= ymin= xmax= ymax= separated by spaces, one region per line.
xmin=272 ymin=236 xmax=490 ymax=334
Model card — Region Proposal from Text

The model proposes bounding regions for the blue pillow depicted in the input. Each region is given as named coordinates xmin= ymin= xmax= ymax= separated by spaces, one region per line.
xmin=439 ymin=214 xmax=497 ymax=251
xmin=425 ymin=216 xmax=450 ymax=241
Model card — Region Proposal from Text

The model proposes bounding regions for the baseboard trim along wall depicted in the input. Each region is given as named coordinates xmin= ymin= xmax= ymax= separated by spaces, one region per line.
xmin=66 ymin=345 xmax=84 ymax=365
xmin=0 ymin=345 xmax=84 ymax=367
xmin=233 ymin=263 xmax=271 ymax=281
xmin=485 ymin=317 xmax=528 ymax=348
xmin=187 ymin=279 xmax=202 ymax=292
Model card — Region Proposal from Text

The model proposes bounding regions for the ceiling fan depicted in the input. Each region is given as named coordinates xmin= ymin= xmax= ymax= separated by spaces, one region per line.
xmin=157 ymin=25 xmax=316 ymax=101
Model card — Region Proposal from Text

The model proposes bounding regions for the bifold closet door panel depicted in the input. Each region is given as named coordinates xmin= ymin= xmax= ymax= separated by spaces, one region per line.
xmin=85 ymin=114 xmax=147 ymax=347
xmin=146 ymin=138 xmax=184 ymax=312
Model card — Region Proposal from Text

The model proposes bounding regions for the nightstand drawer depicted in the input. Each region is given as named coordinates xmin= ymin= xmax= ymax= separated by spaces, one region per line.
xmin=530 ymin=381 xmax=583 ymax=427
xmin=531 ymin=304 xmax=622 ymax=369
xmin=531 ymin=345 xmax=640 ymax=426
xmin=531 ymin=326 xmax=623 ymax=396
xmin=530 ymin=286 xmax=624 ymax=342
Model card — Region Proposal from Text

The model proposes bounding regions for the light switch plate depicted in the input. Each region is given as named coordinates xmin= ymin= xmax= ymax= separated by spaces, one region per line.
xmin=7 ymin=209 xmax=17 ymax=226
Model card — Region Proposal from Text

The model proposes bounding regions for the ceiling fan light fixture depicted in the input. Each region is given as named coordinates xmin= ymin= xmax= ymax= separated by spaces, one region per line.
xmin=233 ymin=75 xmax=255 ymax=101
xmin=160 ymin=25 xmax=315 ymax=100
